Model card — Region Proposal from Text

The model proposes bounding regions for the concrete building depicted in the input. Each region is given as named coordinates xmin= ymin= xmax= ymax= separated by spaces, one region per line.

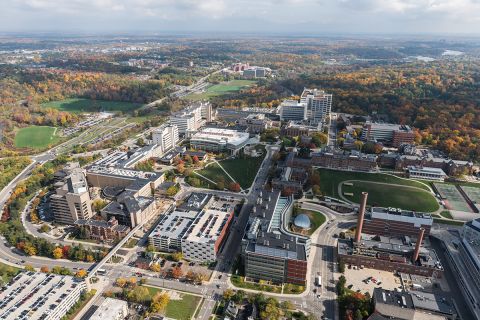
xmin=280 ymin=121 xmax=318 ymax=137
xmin=442 ymin=218 xmax=480 ymax=319
xmin=90 ymin=298 xmax=129 ymax=320
xmin=51 ymin=168 xmax=93 ymax=225
xmin=152 ymin=124 xmax=179 ymax=154
xmin=372 ymin=288 xmax=457 ymax=320
xmin=148 ymin=193 xmax=234 ymax=262
xmin=190 ymin=127 xmax=250 ymax=155
xmin=242 ymin=190 xmax=311 ymax=285
xmin=395 ymin=154 xmax=472 ymax=177
xmin=238 ymin=114 xmax=272 ymax=133
xmin=170 ymin=102 xmax=212 ymax=134
xmin=361 ymin=122 xmax=415 ymax=147
xmin=0 ymin=272 xmax=87 ymax=320
xmin=216 ymin=107 xmax=279 ymax=122
xmin=362 ymin=207 xmax=433 ymax=239
xmin=407 ymin=166 xmax=447 ymax=181
xmin=118 ymin=144 xmax=163 ymax=169
xmin=75 ymin=217 xmax=130 ymax=243
xmin=280 ymin=100 xmax=307 ymax=122
xmin=300 ymin=88 xmax=333 ymax=126
xmin=102 ymin=190 xmax=156 ymax=228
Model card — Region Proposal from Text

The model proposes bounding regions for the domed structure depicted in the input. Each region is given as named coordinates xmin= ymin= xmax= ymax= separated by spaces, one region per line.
xmin=293 ymin=214 xmax=311 ymax=230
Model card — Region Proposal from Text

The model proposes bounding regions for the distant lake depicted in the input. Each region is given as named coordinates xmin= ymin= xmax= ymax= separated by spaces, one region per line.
xmin=442 ymin=50 xmax=464 ymax=56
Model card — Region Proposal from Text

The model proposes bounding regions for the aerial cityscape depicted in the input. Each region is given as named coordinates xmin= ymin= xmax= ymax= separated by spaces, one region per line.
xmin=0 ymin=1 xmax=480 ymax=320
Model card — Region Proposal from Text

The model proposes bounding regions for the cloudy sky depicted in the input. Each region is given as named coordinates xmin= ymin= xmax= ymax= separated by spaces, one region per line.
xmin=1 ymin=0 xmax=480 ymax=34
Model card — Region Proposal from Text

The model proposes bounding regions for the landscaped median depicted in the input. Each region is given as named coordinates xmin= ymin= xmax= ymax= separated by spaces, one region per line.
xmin=230 ymin=274 xmax=306 ymax=294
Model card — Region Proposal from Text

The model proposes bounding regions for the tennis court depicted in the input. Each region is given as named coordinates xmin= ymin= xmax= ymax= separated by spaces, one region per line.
xmin=434 ymin=183 xmax=472 ymax=212
xmin=460 ymin=186 xmax=480 ymax=204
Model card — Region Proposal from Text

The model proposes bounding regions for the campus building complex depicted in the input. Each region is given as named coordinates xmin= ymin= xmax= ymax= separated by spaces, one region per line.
xmin=148 ymin=193 xmax=234 ymax=262
xmin=170 ymin=102 xmax=212 ymax=134
xmin=310 ymin=147 xmax=379 ymax=172
xmin=0 ymin=272 xmax=87 ymax=320
xmin=190 ymin=127 xmax=250 ymax=155
xmin=75 ymin=217 xmax=130 ymax=243
xmin=338 ymin=193 xmax=443 ymax=277
xmin=242 ymin=190 xmax=311 ymax=285
xmin=216 ymin=107 xmax=279 ymax=122
xmin=238 ymin=113 xmax=272 ymax=133
xmin=361 ymin=122 xmax=415 ymax=147
xmin=151 ymin=123 xmax=179 ymax=155
xmin=51 ymin=167 xmax=93 ymax=225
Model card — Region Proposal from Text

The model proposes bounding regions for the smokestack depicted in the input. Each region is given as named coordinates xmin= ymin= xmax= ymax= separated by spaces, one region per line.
xmin=413 ymin=227 xmax=425 ymax=263
xmin=355 ymin=192 xmax=368 ymax=243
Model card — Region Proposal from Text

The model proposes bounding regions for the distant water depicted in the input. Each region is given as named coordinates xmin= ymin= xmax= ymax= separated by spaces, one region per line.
xmin=415 ymin=56 xmax=435 ymax=62
xmin=442 ymin=50 xmax=464 ymax=56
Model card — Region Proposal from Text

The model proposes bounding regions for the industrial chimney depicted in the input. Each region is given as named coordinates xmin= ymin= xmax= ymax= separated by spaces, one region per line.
xmin=355 ymin=192 xmax=368 ymax=243
xmin=412 ymin=227 xmax=425 ymax=263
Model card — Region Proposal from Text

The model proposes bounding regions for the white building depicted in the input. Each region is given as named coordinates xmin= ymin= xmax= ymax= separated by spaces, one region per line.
xmin=170 ymin=102 xmax=212 ymax=134
xmin=190 ymin=128 xmax=250 ymax=155
xmin=300 ymin=88 xmax=332 ymax=126
xmin=280 ymin=100 xmax=307 ymax=122
xmin=90 ymin=298 xmax=129 ymax=320
xmin=407 ymin=166 xmax=447 ymax=181
xmin=152 ymin=124 xmax=179 ymax=154
xmin=148 ymin=193 xmax=234 ymax=262
xmin=0 ymin=272 xmax=87 ymax=320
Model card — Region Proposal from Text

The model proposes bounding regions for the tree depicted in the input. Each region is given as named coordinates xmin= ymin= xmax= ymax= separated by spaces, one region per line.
xmin=92 ymin=199 xmax=108 ymax=212
xmin=353 ymin=140 xmax=364 ymax=151
xmin=40 ymin=266 xmax=50 ymax=273
xmin=223 ymin=289 xmax=235 ymax=301
xmin=184 ymin=155 xmax=193 ymax=165
xmin=170 ymin=266 xmax=183 ymax=279
xmin=146 ymin=245 xmax=156 ymax=253
xmin=355 ymin=309 xmax=363 ymax=320
xmin=192 ymin=155 xmax=199 ymax=164
xmin=136 ymin=137 xmax=145 ymax=147
xmin=229 ymin=182 xmax=241 ymax=192
xmin=338 ymin=261 xmax=346 ymax=273
xmin=170 ymin=251 xmax=183 ymax=262
xmin=127 ymin=286 xmax=150 ymax=304
xmin=166 ymin=185 xmax=178 ymax=197
xmin=39 ymin=224 xmax=50 ymax=233
xmin=150 ymin=292 xmax=170 ymax=314
xmin=150 ymin=263 xmax=161 ymax=272
xmin=312 ymin=185 xmax=322 ymax=196
xmin=25 ymin=265 xmax=35 ymax=272
xmin=281 ymin=300 xmax=294 ymax=310
xmin=260 ymin=298 xmax=283 ymax=320
xmin=52 ymin=247 xmax=64 ymax=259
xmin=116 ymin=278 xmax=127 ymax=288
xmin=176 ymin=163 xmax=185 ymax=174
xmin=75 ymin=269 xmax=88 ymax=278
xmin=23 ymin=242 xmax=37 ymax=256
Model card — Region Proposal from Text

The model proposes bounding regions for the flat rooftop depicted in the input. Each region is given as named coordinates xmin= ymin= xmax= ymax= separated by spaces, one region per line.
xmin=185 ymin=200 xmax=233 ymax=244
xmin=87 ymin=165 xmax=161 ymax=181
xmin=90 ymin=298 xmax=128 ymax=320
xmin=370 ymin=207 xmax=433 ymax=221
xmin=0 ymin=272 xmax=86 ymax=320
xmin=365 ymin=121 xmax=412 ymax=132
xmin=190 ymin=127 xmax=250 ymax=147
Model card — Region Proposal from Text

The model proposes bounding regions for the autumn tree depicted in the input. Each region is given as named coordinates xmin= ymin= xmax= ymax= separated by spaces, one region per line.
xmin=150 ymin=292 xmax=170 ymax=314
xmin=150 ymin=263 xmax=161 ymax=272
xmin=170 ymin=266 xmax=183 ymax=279
xmin=52 ymin=247 xmax=64 ymax=259
xmin=229 ymin=182 xmax=241 ymax=192
xmin=75 ymin=269 xmax=88 ymax=278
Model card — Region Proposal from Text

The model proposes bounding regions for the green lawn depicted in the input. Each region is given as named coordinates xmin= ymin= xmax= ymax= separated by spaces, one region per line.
xmin=440 ymin=210 xmax=454 ymax=219
xmin=342 ymin=181 xmax=439 ymax=212
xmin=317 ymin=168 xmax=431 ymax=199
xmin=0 ymin=262 xmax=21 ymax=284
xmin=41 ymin=98 xmax=142 ymax=113
xmin=186 ymin=80 xmax=256 ymax=100
xmin=143 ymin=285 xmax=201 ymax=320
xmin=296 ymin=210 xmax=326 ymax=235
xmin=14 ymin=126 xmax=60 ymax=149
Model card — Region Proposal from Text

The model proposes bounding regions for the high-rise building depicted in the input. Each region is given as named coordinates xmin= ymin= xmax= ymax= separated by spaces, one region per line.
xmin=170 ymin=102 xmax=212 ymax=134
xmin=280 ymin=100 xmax=307 ymax=121
xmin=152 ymin=124 xmax=179 ymax=154
xmin=51 ymin=168 xmax=93 ymax=225
xmin=300 ymin=88 xmax=332 ymax=125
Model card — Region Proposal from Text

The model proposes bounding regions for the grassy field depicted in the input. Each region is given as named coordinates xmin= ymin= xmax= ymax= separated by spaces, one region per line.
xmin=196 ymin=146 xmax=266 ymax=189
xmin=186 ymin=80 xmax=256 ymax=100
xmin=143 ymin=286 xmax=201 ymax=320
xmin=342 ymin=181 xmax=439 ymax=212
xmin=41 ymin=98 xmax=142 ymax=113
xmin=317 ymin=169 xmax=431 ymax=198
xmin=0 ymin=262 xmax=21 ymax=284
xmin=296 ymin=210 xmax=326 ymax=235
xmin=14 ymin=126 xmax=60 ymax=149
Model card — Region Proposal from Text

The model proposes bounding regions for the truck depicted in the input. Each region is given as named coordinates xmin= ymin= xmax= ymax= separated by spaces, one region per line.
xmin=315 ymin=275 xmax=322 ymax=287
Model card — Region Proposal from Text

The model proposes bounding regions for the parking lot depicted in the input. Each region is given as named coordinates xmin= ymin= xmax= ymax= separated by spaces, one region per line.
xmin=343 ymin=266 xmax=402 ymax=294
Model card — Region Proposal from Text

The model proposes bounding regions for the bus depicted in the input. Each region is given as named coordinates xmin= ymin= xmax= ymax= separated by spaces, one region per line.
xmin=315 ymin=275 xmax=322 ymax=287
xmin=97 ymin=268 xmax=107 ymax=275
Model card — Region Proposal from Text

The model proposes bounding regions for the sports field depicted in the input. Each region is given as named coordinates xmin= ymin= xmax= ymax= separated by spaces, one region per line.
xmin=14 ymin=126 xmax=60 ymax=149
xmin=460 ymin=186 xmax=480 ymax=204
xmin=186 ymin=80 xmax=256 ymax=100
xmin=341 ymin=181 xmax=439 ymax=212
xmin=41 ymin=98 xmax=142 ymax=113
xmin=434 ymin=183 xmax=472 ymax=212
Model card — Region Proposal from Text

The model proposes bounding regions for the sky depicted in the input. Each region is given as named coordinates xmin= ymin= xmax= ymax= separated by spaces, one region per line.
xmin=1 ymin=0 xmax=480 ymax=35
